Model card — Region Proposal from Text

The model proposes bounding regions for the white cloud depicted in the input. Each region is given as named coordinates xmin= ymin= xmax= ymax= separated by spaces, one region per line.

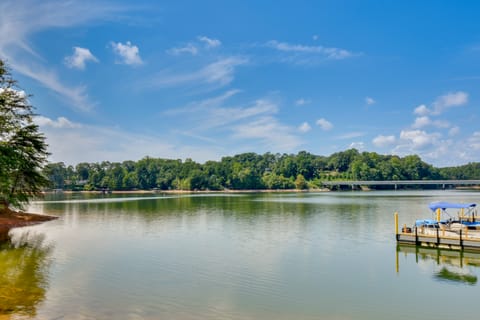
xmin=298 ymin=122 xmax=311 ymax=133
xmin=399 ymin=129 xmax=440 ymax=150
xmin=469 ymin=132 xmax=480 ymax=150
xmin=0 ymin=0 xmax=121 ymax=111
xmin=365 ymin=97 xmax=375 ymax=105
xmin=372 ymin=135 xmax=396 ymax=147
xmin=167 ymin=43 xmax=198 ymax=56
xmin=412 ymin=116 xmax=431 ymax=128
xmin=316 ymin=118 xmax=333 ymax=131
xmin=64 ymin=47 xmax=98 ymax=70
xmin=412 ymin=116 xmax=450 ymax=129
xmin=111 ymin=41 xmax=143 ymax=65
xmin=295 ymin=98 xmax=310 ymax=106
xmin=312 ymin=35 xmax=319 ymax=41
xmin=197 ymin=36 xmax=221 ymax=48
xmin=35 ymin=115 xmax=82 ymax=128
xmin=414 ymin=104 xmax=430 ymax=116
xmin=148 ymin=57 xmax=248 ymax=89
xmin=266 ymin=40 xmax=355 ymax=60
xmin=432 ymin=91 xmax=468 ymax=114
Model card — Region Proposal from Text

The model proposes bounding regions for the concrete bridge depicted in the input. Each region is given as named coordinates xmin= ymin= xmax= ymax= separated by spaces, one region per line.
xmin=321 ymin=180 xmax=480 ymax=190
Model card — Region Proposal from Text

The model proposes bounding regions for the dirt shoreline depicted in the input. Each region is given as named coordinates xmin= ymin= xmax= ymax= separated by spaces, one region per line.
xmin=48 ymin=188 xmax=330 ymax=195
xmin=0 ymin=209 xmax=57 ymax=242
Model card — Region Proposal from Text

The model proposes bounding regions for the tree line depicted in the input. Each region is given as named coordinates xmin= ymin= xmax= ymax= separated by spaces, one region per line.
xmin=42 ymin=149 xmax=480 ymax=191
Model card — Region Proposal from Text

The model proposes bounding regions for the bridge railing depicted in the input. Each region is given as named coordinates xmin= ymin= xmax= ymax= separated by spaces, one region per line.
xmin=321 ymin=180 xmax=480 ymax=186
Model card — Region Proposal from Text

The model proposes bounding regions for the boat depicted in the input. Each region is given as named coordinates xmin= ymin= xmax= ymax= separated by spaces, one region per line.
xmin=395 ymin=202 xmax=480 ymax=251
xmin=427 ymin=202 xmax=480 ymax=231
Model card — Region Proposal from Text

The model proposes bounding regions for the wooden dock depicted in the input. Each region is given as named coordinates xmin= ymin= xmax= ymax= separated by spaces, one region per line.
xmin=395 ymin=213 xmax=480 ymax=252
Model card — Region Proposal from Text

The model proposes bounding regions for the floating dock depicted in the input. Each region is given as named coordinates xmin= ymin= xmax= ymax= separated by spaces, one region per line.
xmin=395 ymin=212 xmax=480 ymax=252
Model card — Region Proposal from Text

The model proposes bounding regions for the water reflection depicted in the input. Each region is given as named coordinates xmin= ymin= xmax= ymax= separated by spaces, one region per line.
xmin=0 ymin=232 xmax=53 ymax=317
xmin=396 ymin=245 xmax=480 ymax=285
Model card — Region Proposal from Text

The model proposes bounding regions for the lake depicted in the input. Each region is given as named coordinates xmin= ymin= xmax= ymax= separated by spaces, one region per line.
xmin=2 ymin=190 xmax=480 ymax=319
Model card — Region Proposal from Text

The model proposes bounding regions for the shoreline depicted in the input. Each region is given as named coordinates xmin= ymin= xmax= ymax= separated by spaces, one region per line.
xmin=46 ymin=188 xmax=330 ymax=195
xmin=0 ymin=209 xmax=57 ymax=242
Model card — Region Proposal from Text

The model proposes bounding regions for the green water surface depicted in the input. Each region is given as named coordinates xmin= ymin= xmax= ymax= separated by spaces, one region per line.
xmin=2 ymin=190 xmax=480 ymax=319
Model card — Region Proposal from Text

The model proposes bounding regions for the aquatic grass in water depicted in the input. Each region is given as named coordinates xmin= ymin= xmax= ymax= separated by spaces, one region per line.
xmin=0 ymin=233 xmax=53 ymax=317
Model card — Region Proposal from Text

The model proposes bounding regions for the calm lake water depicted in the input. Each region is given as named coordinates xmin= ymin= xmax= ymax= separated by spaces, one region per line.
xmin=2 ymin=190 xmax=480 ymax=319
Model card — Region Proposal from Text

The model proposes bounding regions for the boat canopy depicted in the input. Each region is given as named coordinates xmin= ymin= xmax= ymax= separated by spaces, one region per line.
xmin=429 ymin=202 xmax=476 ymax=211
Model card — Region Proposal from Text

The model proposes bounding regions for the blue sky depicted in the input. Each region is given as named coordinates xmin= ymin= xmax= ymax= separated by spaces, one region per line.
xmin=1 ymin=0 xmax=480 ymax=167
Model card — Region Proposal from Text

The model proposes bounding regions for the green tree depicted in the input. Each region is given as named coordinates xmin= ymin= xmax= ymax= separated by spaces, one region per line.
xmin=0 ymin=60 xmax=49 ymax=209
xmin=294 ymin=174 xmax=308 ymax=190
xmin=43 ymin=162 xmax=67 ymax=189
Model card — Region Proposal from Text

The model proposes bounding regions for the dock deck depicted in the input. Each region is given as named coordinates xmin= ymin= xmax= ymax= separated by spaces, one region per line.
xmin=396 ymin=228 xmax=480 ymax=252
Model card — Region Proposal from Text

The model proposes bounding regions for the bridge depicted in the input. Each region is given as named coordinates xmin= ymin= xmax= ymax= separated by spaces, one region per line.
xmin=321 ymin=180 xmax=480 ymax=190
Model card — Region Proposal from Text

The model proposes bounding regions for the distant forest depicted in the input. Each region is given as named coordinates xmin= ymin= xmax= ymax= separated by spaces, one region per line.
xmin=43 ymin=149 xmax=480 ymax=191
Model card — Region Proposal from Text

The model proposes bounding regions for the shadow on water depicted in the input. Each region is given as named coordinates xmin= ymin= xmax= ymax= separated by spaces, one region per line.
xmin=0 ymin=232 xmax=54 ymax=317
xmin=396 ymin=244 xmax=480 ymax=285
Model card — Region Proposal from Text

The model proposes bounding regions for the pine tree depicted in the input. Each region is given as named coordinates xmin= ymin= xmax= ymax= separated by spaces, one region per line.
xmin=0 ymin=60 xmax=49 ymax=210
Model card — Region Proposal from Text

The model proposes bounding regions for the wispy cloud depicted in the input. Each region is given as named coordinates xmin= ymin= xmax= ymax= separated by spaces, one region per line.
xmin=295 ymin=98 xmax=311 ymax=106
xmin=365 ymin=97 xmax=375 ymax=105
xmin=164 ymin=89 xmax=241 ymax=116
xmin=336 ymin=132 xmax=365 ymax=140
xmin=64 ymin=47 xmax=98 ymax=70
xmin=111 ymin=41 xmax=143 ymax=65
xmin=148 ymin=56 xmax=248 ymax=89
xmin=38 ymin=120 xmax=223 ymax=165
xmin=167 ymin=36 xmax=221 ymax=56
xmin=10 ymin=61 xmax=93 ymax=111
xmin=316 ymin=118 xmax=333 ymax=131
xmin=167 ymin=43 xmax=198 ymax=56
xmin=231 ymin=116 xmax=302 ymax=151
xmin=0 ymin=0 xmax=125 ymax=111
xmin=266 ymin=40 xmax=357 ymax=61
xmin=197 ymin=36 xmax=221 ymax=48
xmin=164 ymin=91 xmax=302 ymax=153
xmin=34 ymin=115 xmax=82 ymax=128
